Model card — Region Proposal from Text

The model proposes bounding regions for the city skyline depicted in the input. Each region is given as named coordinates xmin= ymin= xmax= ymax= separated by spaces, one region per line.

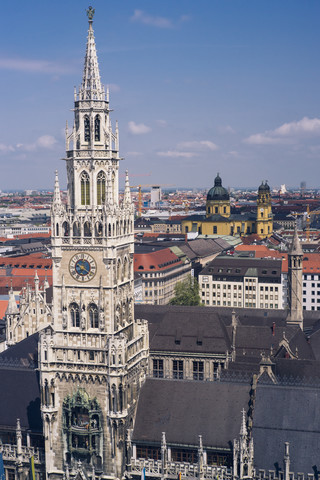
xmin=1 ymin=1 xmax=320 ymax=190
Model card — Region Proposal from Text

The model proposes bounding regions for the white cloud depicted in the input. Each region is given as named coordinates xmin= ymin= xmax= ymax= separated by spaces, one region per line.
xmin=0 ymin=57 xmax=75 ymax=74
xmin=156 ymin=120 xmax=167 ymax=127
xmin=131 ymin=10 xmax=173 ymax=28
xmin=219 ymin=125 xmax=236 ymax=134
xmin=36 ymin=135 xmax=57 ymax=149
xmin=244 ymin=133 xmax=284 ymax=145
xmin=108 ymin=83 xmax=120 ymax=93
xmin=179 ymin=15 xmax=191 ymax=24
xmin=128 ymin=121 xmax=151 ymax=135
xmin=177 ymin=140 xmax=218 ymax=151
xmin=126 ymin=151 xmax=141 ymax=156
xmin=0 ymin=143 xmax=14 ymax=153
xmin=157 ymin=151 xmax=196 ymax=158
xmin=16 ymin=135 xmax=57 ymax=152
xmin=244 ymin=117 xmax=320 ymax=145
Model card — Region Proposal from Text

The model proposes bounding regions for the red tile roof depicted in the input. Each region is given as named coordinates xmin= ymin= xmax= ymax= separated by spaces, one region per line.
xmin=134 ymin=248 xmax=182 ymax=272
xmin=302 ymin=253 xmax=320 ymax=273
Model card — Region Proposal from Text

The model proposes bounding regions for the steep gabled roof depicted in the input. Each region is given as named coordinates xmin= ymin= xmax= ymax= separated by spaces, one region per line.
xmin=133 ymin=378 xmax=251 ymax=449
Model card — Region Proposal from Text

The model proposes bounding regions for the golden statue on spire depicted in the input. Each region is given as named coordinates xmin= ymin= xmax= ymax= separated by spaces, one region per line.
xmin=86 ymin=6 xmax=95 ymax=21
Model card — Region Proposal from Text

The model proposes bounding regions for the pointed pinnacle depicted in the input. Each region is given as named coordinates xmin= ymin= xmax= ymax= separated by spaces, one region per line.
xmin=124 ymin=170 xmax=131 ymax=204
xmin=240 ymin=409 xmax=247 ymax=436
xmin=290 ymin=225 xmax=302 ymax=255
xmin=53 ymin=170 xmax=62 ymax=204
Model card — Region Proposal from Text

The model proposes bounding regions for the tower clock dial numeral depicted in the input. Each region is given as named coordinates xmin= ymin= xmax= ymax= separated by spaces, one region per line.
xmin=69 ymin=253 xmax=97 ymax=282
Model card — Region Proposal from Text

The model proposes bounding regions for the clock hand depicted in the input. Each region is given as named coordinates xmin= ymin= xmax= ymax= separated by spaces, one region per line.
xmin=79 ymin=263 xmax=89 ymax=274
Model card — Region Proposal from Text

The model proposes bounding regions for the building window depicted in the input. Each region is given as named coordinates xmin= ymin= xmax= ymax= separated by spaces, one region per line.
xmin=173 ymin=360 xmax=184 ymax=379
xmin=94 ymin=115 xmax=100 ymax=141
xmin=70 ymin=303 xmax=80 ymax=328
xmin=81 ymin=171 xmax=90 ymax=205
xmin=153 ymin=359 xmax=164 ymax=378
xmin=89 ymin=303 xmax=99 ymax=328
xmin=136 ymin=446 xmax=161 ymax=460
xmin=213 ymin=226 xmax=217 ymax=234
xmin=207 ymin=452 xmax=231 ymax=467
xmin=6 ymin=470 xmax=15 ymax=480
xmin=84 ymin=116 xmax=90 ymax=142
xmin=193 ymin=361 xmax=204 ymax=380
xmin=171 ymin=448 xmax=197 ymax=463
xmin=97 ymin=171 xmax=106 ymax=204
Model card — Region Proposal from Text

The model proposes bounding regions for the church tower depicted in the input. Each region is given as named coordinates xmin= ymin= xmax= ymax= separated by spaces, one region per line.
xmin=39 ymin=8 xmax=149 ymax=479
xmin=287 ymin=226 xmax=303 ymax=328
xmin=256 ymin=181 xmax=273 ymax=238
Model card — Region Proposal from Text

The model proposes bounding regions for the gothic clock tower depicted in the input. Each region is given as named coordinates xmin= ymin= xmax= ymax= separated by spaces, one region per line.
xmin=39 ymin=8 xmax=149 ymax=479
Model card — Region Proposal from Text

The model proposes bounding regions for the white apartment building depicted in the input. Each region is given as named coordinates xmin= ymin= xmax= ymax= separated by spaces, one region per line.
xmin=199 ymin=256 xmax=284 ymax=309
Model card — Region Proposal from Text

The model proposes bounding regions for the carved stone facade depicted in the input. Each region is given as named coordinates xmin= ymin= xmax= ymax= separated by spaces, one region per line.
xmin=6 ymin=275 xmax=52 ymax=347
xmin=38 ymin=12 xmax=149 ymax=480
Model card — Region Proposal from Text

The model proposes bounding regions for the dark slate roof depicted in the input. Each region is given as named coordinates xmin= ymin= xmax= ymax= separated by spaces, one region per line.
xmin=0 ymin=332 xmax=42 ymax=431
xmin=253 ymin=383 xmax=320 ymax=474
xmin=0 ymin=332 xmax=39 ymax=367
xmin=0 ymin=367 xmax=42 ymax=431
xmin=200 ymin=256 xmax=282 ymax=281
xmin=135 ymin=304 xmax=231 ymax=354
xmin=132 ymin=378 xmax=251 ymax=449
xmin=274 ymin=358 xmax=320 ymax=380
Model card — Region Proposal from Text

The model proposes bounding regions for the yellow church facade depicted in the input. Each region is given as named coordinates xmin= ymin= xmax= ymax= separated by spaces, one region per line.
xmin=181 ymin=174 xmax=273 ymax=239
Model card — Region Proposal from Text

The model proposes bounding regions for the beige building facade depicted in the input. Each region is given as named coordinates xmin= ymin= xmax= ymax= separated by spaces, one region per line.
xmin=199 ymin=257 xmax=283 ymax=309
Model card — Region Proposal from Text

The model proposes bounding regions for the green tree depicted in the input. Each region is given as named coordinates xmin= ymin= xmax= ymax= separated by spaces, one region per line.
xmin=169 ymin=275 xmax=201 ymax=306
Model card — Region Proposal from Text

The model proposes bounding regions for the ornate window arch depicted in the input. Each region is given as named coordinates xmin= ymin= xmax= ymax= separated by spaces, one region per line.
xmin=89 ymin=303 xmax=99 ymax=329
xmin=70 ymin=303 xmax=80 ymax=328
xmin=94 ymin=115 xmax=101 ymax=141
xmin=97 ymin=170 xmax=106 ymax=205
xmin=81 ymin=171 xmax=90 ymax=206
xmin=84 ymin=116 xmax=90 ymax=142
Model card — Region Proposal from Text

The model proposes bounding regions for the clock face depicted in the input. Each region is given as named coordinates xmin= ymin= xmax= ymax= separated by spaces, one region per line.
xmin=69 ymin=253 xmax=97 ymax=282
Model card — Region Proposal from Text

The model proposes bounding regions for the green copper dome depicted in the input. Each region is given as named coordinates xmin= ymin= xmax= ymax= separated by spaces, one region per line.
xmin=207 ymin=173 xmax=229 ymax=201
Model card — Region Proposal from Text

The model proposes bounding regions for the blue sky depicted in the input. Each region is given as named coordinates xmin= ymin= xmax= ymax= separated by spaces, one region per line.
xmin=1 ymin=1 xmax=320 ymax=190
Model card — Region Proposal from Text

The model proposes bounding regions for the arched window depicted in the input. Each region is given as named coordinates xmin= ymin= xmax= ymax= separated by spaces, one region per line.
xmin=70 ymin=303 xmax=80 ymax=328
xmin=123 ymin=257 xmax=128 ymax=281
xmin=62 ymin=221 xmax=69 ymax=236
xmin=95 ymin=116 xmax=100 ymax=141
xmin=95 ymin=222 xmax=103 ymax=237
xmin=81 ymin=171 xmax=90 ymax=205
xmin=56 ymin=223 xmax=59 ymax=236
xmin=97 ymin=171 xmax=106 ymax=205
xmin=89 ymin=303 xmax=99 ymax=328
xmin=84 ymin=221 xmax=91 ymax=237
xmin=73 ymin=222 xmax=80 ymax=237
xmin=84 ymin=116 xmax=90 ymax=142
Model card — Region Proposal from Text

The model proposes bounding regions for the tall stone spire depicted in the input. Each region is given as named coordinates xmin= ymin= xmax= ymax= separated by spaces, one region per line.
xmin=290 ymin=225 xmax=303 ymax=255
xmin=123 ymin=170 xmax=131 ymax=205
xmin=53 ymin=170 xmax=61 ymax=205
xmin=287 ymin=225 xmax=303 ymax=328
xmin=79 ymin=6 xmax=103 ymax=101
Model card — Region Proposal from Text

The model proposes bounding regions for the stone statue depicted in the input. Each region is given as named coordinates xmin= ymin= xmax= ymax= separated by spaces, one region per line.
xmin=81 ymin=308 xmax=86 ymax=330
xmin=87 ymin=6 xmax=95 ymax=21
xmin=62 ymin=307 xmax=68 ymax=329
